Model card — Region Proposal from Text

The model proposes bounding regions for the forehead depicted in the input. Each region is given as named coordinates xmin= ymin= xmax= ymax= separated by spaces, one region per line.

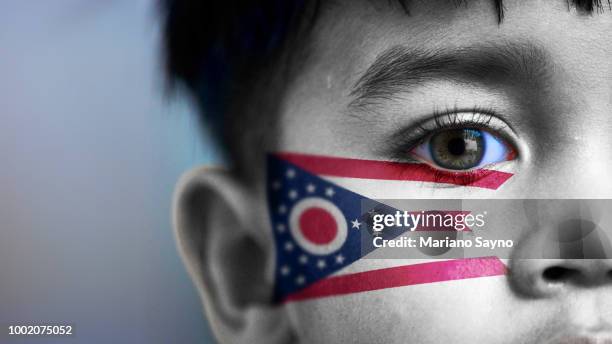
xmin=299 ymin=1 xmax=601 ymax=84
xmin=309 ymin=0 xmax=612 ymax=73
xmin=287 ymin=0 xmax=612 ymax=112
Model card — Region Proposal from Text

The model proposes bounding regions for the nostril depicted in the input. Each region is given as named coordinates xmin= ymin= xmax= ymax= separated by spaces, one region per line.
xmin=542 ymin=266 xmax=579 ymax=283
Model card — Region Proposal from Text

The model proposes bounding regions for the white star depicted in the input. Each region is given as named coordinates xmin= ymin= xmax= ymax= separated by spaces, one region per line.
xmin=317 ymin=259 xmax=327 ymax=269
xmin=271 ymin=180 xmax=281 ymax=190
xmin=325 ymin=187 xmax=335 ymax=197
xmin=298 ymin=255 xmax=309 ymax=265
xmin=280 ymin=265 xmax=290 ymax=276
xmin=295 ymin=275 xmax=306 ymax=285
xmin=276 ymin=223 xmax=286 ymax=233
xmin=286 ymin=169 xmax=296 ymax=179
xmin=284 ymin=242 xmax=294 ymax=252
xmin=335 ymin=254 xmax=345 ymax=265
xmin=306 ymin=183 xmax=316 ymax=193
xmin=351 ymin=219 xmax=361 ymax=229
xmin=288 ymin=189 xmax=298 ymax=200
xmin=278 ymin=204 xmax=287 ymax=214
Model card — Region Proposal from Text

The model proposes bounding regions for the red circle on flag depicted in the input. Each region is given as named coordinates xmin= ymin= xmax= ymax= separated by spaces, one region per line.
xmin=289 ymin=197 xmax=348 ymax=255
xmin=299 ymin=207 xmax=338 ymax=245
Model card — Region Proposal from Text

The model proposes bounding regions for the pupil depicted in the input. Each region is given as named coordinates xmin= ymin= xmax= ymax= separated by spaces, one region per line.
xmin=429 ymin=128 xmax=486 ymax=170
xmin=447 ymin=137 xmax=466 ymax=156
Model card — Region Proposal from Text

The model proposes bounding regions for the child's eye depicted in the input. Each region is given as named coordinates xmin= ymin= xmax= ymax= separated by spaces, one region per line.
xmin=410 ymin=127 xmax=516 ymax=171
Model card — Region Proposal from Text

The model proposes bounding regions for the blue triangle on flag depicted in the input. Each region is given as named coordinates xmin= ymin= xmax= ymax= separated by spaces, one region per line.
xmin=267 ymin=154 xmax=412 ymax=302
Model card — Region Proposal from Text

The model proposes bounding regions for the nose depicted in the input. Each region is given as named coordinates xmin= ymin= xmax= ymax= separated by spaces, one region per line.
xmin=509 ymin=200 xmax=612 ymax=298
xmin=511 ymin=258 xmax=612 ymax=298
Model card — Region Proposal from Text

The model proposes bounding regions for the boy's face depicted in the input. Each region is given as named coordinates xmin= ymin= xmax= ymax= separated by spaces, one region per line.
xmin=175 ymin=0 xmax=612 ymax=343
xmin=273 ymin=1 xmax=612 ymax=343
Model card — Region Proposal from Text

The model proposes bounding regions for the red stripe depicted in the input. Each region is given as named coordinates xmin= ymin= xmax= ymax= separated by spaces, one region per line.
xmin=276 ymin=152 xmax=513 ymax=190
xmin=283 ymin=257 xmax=507 ymax=302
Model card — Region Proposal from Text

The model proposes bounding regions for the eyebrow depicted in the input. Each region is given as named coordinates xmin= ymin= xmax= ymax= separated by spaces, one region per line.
xmin=349 ymin=42 xmax=553 ymax=109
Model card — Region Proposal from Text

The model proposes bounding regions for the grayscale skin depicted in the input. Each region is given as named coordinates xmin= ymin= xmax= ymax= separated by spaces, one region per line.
xmin=173 ymin=1 xmax=612 ymax=343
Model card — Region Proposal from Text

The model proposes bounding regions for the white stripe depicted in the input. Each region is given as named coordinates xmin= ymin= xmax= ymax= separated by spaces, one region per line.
xmin=322 ymin=162 xmax=514 ymax=199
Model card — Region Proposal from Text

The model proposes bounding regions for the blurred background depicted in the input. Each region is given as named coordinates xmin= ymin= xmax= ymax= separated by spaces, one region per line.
xmin=0 ymin=1 xmax=218 ymax=343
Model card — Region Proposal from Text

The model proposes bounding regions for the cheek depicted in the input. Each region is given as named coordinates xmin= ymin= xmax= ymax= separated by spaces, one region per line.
xmin=284 ymin=275 xmax=546 ymax=344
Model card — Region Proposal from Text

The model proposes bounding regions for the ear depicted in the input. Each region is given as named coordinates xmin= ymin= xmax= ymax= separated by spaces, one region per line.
xmin=172 ymin=167 xmax=296 ymax=344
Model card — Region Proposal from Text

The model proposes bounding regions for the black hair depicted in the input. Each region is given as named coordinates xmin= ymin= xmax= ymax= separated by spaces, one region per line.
xmin=162 ymin=0 xmax=318 ymax=178
xmin=161 ymin=0 xmax=608 ymax=174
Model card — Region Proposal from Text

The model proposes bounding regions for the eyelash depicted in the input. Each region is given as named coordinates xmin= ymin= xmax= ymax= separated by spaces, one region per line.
xmin=385 ymin=107 xmax=518 ymax=185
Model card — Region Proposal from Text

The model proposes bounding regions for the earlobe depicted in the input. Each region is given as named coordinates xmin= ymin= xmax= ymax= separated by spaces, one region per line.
xmin=172 ymin=167 xmax=296 ymax=344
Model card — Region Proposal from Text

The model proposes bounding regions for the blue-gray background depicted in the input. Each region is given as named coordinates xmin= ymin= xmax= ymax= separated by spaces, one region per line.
xmin=1 ymin=1 xmax=218 ymax=343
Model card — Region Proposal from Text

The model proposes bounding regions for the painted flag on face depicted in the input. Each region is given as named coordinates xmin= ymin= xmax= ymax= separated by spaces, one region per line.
xmin=277 ymin=152 xmax=514 ymax=199
xmin=268 ymin=152 xmax=510 ymax=303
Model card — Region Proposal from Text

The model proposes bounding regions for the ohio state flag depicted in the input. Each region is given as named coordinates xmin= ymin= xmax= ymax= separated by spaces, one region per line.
xmin=267 ymin=152 xmax=508 ymax=303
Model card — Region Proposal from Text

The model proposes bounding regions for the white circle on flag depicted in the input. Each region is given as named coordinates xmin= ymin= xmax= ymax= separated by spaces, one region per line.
xmin=289 ymin=197 xmax=348 ymax=255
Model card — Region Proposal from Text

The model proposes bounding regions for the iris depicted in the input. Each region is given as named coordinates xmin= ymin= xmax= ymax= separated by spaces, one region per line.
xmin=412 ymin=128 xmax=511 ymax=171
